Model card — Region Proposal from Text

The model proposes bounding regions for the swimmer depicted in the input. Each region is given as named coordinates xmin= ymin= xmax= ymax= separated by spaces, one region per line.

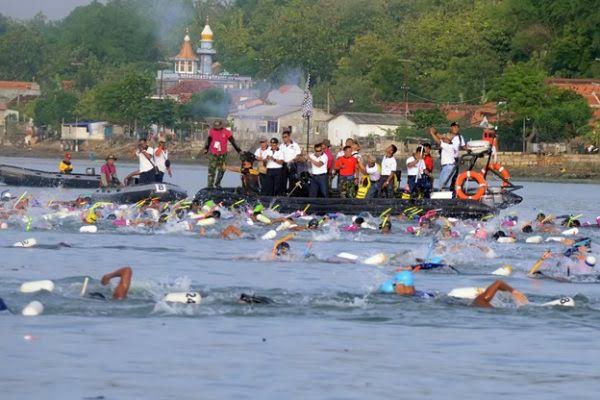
xmin=274 ymin=241 xmax=290 ymax=256
xmin=379 ymin=218 xmax=392 ymax=234
xmin=380 ymin=269 xmax=434 ymax=298
xmin=0 ymin=297 xmax=9 ymax=312
xmin=221 ymin=224 xmax=242 ymax=239
xmin=473 ymin=280 xmax=528 ymax=308
xmin=238 ymin=293 xmax=274 ymax=304
xmin=99 ymin=267 xmax=133 ymax=300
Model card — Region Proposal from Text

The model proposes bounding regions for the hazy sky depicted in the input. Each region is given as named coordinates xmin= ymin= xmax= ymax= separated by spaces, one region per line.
xmin=0 ymin=0 xmax=102 ymax=20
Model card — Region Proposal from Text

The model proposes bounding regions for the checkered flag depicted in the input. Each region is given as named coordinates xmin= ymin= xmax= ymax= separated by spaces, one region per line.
xmin=301 ymin=74 xmax=313 ymax=119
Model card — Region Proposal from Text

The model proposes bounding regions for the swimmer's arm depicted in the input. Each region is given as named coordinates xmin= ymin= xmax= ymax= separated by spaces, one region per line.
xmin=272 ymin=234 xmax=295 ymax=255
xmin=101 ymin=267 xmax=132 ymax=300
xmin=473 ymin=280 xmax=527 ymax=307
xmin=528 ymin=251 xmax=552 ymax=275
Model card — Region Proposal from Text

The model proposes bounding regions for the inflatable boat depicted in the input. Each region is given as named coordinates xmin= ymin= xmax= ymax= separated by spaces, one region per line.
xmin=86 ymin=183 xmax=188 ymax=203
xmin=0 ymin=164 xmax=101 ymax=188
xmin=193 ymin=188 xmax=518 ymax=220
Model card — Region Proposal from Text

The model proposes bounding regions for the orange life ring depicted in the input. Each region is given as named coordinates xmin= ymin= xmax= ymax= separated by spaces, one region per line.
xmin=455 ymin=171 xmax=488 ymax=200
xmin=481 ymin=163 xmax=511 ymax=187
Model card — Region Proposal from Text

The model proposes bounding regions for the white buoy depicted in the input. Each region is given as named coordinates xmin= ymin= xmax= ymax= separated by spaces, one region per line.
xmin=246 ymin=218 xmax=254 ymax=226
xmin=448 ymin=287 xmax=484 ymax=300
xmin=13 ymin=238 xmax=37 ymax=248
xmin=363 ymin=253 xmax=387 ymax=265
xmin=22 ymin=301 xmax=44 ymax=316
xmin=492 ymin=265 xmax=513 ymax=277
xmin=526 ymin=236 xmax=543 ymax=244
xmin=162 ymin=292 xmax=202 ymax=304
xmin=276 ymin=220 xmax=293 ymax=231
xmin=256 ymin=214 xmax=271 ymax=224
xmin=0 ymin=222 xmax=7 ymax=229
xmin=542 ymin=297 xmax=575 ymax=307
xmin=496 ymin=236 xmax=516 ymax=244
xmin=336 ymin=252 xmax=359 ymax=261
xmin=196 ymin=217 xmax=216 ymax=227
xmin=561 ymin=228 xmax=579 ymax=236
xmin=20 ymin=280 xmax=54 ymax=294
xmin=79 ymin=225 xmax=98 ymax=233
xmin=261 ymin=229 xmax=277 ymax=240
xmin=545 ymin=237 xmax=565 ymax=242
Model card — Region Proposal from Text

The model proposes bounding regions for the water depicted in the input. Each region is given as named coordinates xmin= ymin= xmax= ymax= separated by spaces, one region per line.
xmin=1 ymin=156 xmax=599 ymax=399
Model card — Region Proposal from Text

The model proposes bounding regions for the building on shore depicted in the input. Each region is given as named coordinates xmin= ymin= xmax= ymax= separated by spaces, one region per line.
xmin=327 ymin=112 xmax=413 ymax=146
xmin=61 ymin=121 xmax=113 ymax=142
xmin=155 ymin=21 xmax=254 ymax=103
xmin=547 ymin=78 xmax=600 ymax=123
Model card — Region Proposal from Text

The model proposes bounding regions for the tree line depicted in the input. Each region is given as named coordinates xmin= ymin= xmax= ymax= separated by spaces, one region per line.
xmin=0 ymin=0 xmax=597 ymax=145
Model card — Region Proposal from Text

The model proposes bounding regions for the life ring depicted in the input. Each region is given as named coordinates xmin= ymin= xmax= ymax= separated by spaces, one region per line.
xmin=455 ymin=171 xmax=487 ymax=200
xmin=481 ymin=163 xmax=511 ymax=187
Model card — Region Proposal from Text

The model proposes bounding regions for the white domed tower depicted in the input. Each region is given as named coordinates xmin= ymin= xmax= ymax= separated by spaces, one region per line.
xmin=197 ymin=18 xmax=217 ymax=75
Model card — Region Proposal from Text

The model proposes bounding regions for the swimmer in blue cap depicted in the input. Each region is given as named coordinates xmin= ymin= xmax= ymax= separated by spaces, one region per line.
xmin=393 ymin=270 xmax=416 ymax=296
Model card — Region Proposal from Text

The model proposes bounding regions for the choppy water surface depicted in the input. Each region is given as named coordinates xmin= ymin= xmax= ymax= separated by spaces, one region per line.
xmin=1 ymin=156 xmax=599 ymax=400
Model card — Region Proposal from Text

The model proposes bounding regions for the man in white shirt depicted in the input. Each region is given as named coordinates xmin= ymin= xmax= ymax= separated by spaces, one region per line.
xmin=406 ymin=148 xmax=425 ymax=193
xmin=263 ymin=137 xmax=285 ymax=196
xmin=449 ymin=122 xmax=466 ymax=187
xmin=135 ymin=138 xmax=156 ymax=184
xmin=153 ymin=137 xmax=172 ymax=183
xmin=429 ymin=127 xmax=455 ymax=190
xmin=308 ymin=143 xmax=329 ymax=198
xmin=281 ymin=129 xmax=302 ymax=192
xmin=254 ymin=137 xmax=269 ymax=194
xmin=380 ymin=144 xmax=398 ymax=197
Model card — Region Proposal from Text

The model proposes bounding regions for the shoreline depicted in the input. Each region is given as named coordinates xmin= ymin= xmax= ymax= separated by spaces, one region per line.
xmin=1 ymin=142 xmax=599 ymax=183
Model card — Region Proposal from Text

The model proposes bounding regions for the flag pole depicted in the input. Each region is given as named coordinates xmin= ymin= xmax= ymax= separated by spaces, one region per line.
xmin=306 ymin=115 xmax=310 ymax=153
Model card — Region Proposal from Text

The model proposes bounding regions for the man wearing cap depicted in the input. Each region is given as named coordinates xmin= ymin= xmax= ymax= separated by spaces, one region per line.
xmin=100 ymin=154 xmax=120 ymax=187
xmin=281 ymin=129 xmax=302 ymax=193
xmin=154 ymin=137 xmax=172 ymax=183
xmin=263 ymin=137 xmax=285 ymax=196
xmin=136 ymin=138 xmax=156 ymax=184
xmin=59 ymin=153 xmax=74 ymax=174
xmin=205 ymin=120 xmax=242 ymax=189
xmin=254 ymin=137 xmax=269 ymax=194
xmin=449 ymin=122 xmax=466 ymax=187
xmin=428 ymin=127 xmax=455 ymax=190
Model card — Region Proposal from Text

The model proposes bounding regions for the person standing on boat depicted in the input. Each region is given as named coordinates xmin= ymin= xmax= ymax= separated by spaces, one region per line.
xmin=422 ymin=143 xmax=434 ymax=187
xmin=449 ymin=122 xmax=466 ymax=187
xmin=429 ymin=127 xmax=455 ymax=190
xmin=100 ymin=155 xmax=120 ymax=188
xmin=358 ymin=155 xmax=381 ymax=198
xmin=136 ymin=138 xmax=156 ymax=185
xmin=204 ymin=120 xmax=242 ymax=189
xmin=59 ymin=153 xmax=74 ymax=174
xmin=281 ymin=129 xmax=302 ymax=193
xmin=263 ymin=137 xmax=285 ymax=196
xmin=308 ymin=143 xmax=329 ymax=198
xmin=153 ymin=137 xmax=172 ymax=183
xmin=334 ymin=145 xmax=359 ymax=198
xmin=406 ymin=147 xmax=425 ymax=193
xmin=380 ymin=145 xmax=398 ymax=197
xmin=254 ymin=137 xmax=269 ymax=194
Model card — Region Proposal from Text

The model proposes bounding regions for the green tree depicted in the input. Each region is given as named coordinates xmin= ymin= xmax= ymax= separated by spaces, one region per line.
xmin=33 ymin=90 xmax=79 ymax=128
xmin=411 ymin=108 xmax=448 ymax=129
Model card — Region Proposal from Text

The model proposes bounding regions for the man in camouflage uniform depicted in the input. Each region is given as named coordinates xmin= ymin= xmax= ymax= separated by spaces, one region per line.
xmin=205 ymin=120 xmax=241 ymax=188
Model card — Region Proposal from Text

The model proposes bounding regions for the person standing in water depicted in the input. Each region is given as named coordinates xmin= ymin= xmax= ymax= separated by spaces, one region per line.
xmin=205 ymin=120 xmax=242 ymax=189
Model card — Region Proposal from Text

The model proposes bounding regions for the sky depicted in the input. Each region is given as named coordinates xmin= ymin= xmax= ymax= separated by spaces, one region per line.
xmin=0 ymin=0 xmax=102 ymax=20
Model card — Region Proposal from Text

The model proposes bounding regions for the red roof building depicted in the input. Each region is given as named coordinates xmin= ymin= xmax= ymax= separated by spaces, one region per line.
xmin=547 ymin=78 xmax=600 ymax=122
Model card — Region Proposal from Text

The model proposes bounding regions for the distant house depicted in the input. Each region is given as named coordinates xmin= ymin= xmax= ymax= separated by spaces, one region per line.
xmin=327 ymin=112 xmax=413 ymax=145
xmin=233 ymin=105 xmax=331 ymax=142
xmin=547 ymin=78 xmax=600 ymax=122
xmin=0 ymin=81 xmax=41 ymax=105
xmin=61 ymin=121 xmax=112 ymax=141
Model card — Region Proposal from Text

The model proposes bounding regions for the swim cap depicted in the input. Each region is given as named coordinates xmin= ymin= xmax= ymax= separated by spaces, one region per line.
xmin=211 ymin=210 xmax=221 ymax=219
xmin=585 ymin=255 xmax=596 ymax=267
xmin=354 ymin=217 xmax=365 ymax=226
xmin=379 ymin=279 xmax=395 ymax=293
xmin=429 ymin=256 xmax=443 ymax=264
xmin=492 ymin=230 xmax=506 ymax=240
xmin=253 ymin=203 xmax=264 ymax=214
xmin=474 ymin=228 xmax=488 ymax=240
xmin=308 ymin=218 xmax=319 ymax=228
xmin=394 ymin=270 xmax=414 ymax=287
xmin=522 ymin=224 xmax=533 ymax=233
xmin=204 ymin=200 xmax=216 ymax=209
xmin=379 ymin=219 xmax=392 ymax=231
xmin=275 ymin=242 xmax=290 ymax=256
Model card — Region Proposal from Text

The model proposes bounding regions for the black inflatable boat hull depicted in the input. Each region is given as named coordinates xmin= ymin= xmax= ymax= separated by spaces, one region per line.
xmin=194 ymin=188 xmax=499 ymax=219
xmin=0 ymin=164 xmax=101 ymax=188
xmin=86 ymin=183 xmax=188 ymax=203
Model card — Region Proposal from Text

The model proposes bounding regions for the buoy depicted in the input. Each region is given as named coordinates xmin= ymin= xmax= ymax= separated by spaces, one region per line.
xmin=363 ymin=253 xmax=387 ymax=265
xmin=562 ymin=227 xmax=579 ymax=236
xmin=162 ymin=292 xmax=202 ymax=304
xmin=448 ymin=287 xmax=484 ymax=300
xmin=545 ymin=237 xmax=565 ymax=242
xmin=526 ymin=236 xmax=543 ymax=244
xmin=13 ymin=238 xmax=37 ymax=248
xmin=542 ymin=297 xmax=575 ymax=307
xmin=261 ymin=229 xmax=277 ymax=240
xmin=196 ymin=217 xmax=216 ymax=226
xmin=22 ymin=301 xmax=44 ymax=316
xmin=79 ymin=225 xmax=98 ymax=233
xmin=496 ymin=236 xmax=516 ymax=244
xmin=0 ymin=222 xmax=7 ymax=229
xmin=20 ymin=280 xmax=55 ymax=294
xmin=492 ymin=265 xmax=512 ymax=277
xmin=276 ymin=220 xmax=293 ymax=231
xmin=336 ymin=252 xmax=358 ymax=261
